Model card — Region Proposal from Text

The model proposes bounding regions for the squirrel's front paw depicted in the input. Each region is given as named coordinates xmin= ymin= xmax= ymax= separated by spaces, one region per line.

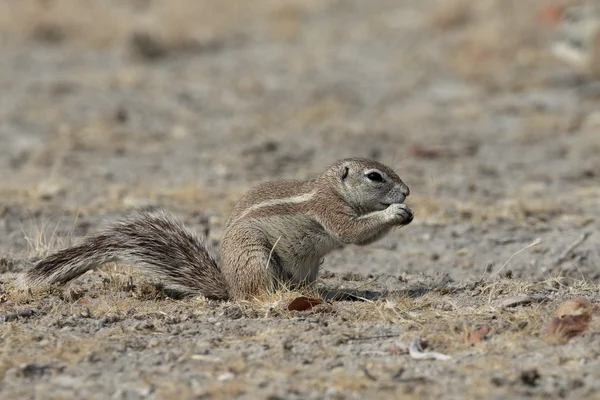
xmin=386 ymin=203 xmax=414 ymax=226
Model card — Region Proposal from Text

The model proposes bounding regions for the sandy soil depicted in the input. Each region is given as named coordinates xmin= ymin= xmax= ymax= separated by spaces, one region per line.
xmin=1 ymin=1 xmax=599 ymax=399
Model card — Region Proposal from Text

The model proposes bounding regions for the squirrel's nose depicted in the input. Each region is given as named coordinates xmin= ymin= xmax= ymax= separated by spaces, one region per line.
xmin=400 ymin=184 xmax=410 ymax=197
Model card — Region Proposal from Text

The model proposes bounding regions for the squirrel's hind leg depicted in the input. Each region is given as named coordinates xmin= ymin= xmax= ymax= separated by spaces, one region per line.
xmin=219 ymin=229 xmax=283 ymax=301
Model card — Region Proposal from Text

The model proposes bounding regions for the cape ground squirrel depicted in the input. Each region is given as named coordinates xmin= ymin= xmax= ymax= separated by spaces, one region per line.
xmin=19 ymin=158 xmax=413 ymax=301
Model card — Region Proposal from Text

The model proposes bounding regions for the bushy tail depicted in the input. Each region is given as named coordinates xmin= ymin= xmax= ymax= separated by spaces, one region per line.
xmin=18 ymin=210 xmax=229 ymax=300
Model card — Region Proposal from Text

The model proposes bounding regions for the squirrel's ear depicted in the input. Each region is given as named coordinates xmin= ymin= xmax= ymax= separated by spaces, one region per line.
xmin=341 ymin=166 xmax=349 ymax=180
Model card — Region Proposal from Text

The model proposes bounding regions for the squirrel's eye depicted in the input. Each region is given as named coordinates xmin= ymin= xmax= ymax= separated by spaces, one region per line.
xmin=366 ymin=172 xmax=384 ymax=182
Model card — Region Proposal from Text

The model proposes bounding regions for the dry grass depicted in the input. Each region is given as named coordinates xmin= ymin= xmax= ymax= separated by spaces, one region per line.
xmin=17 ymin=212 xmax=78 ymax=259
xmin=2 ymin=254 xmax=599 ymax=398
xmin=5 ymin=263 xmax=599 ymax=335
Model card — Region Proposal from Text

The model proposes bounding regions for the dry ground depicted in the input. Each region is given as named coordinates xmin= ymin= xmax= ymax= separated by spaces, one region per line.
xmin=1 ymin=0 xmax=599 ymax=399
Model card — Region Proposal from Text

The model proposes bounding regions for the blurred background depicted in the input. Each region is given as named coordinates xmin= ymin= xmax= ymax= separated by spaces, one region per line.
xmin=0 ymin=0 xmax=598 ymax=281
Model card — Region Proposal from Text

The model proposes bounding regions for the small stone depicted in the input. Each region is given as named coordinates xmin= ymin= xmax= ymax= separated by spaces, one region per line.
xmin=217 ymin=372 xmax=235 ymax=382
xmin=520 ymin=369 xmax=540 ymax=387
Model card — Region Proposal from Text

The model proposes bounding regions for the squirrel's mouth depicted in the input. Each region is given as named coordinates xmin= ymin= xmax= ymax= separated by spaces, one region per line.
xmin=382 ymin=194 xmax=406 ymax=207
xmin=380 ymin=199 xmax=405 ymax=208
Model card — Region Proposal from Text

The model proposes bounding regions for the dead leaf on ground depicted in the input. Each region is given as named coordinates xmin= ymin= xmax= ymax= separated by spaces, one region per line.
xmin=545 ymin=298 xmax=595 ymax=344
xmin=409 ymin=143 xmax=477 ymax=159
xmin=409 ymin=145 xmax=455 ymax=159
xmin=287 ymin=296 xmax=324 ymax=311
xmin=386 ymin=346 xmax=406 ymax=355
xmin=467 ymin=325 xmax=490 ymax=344
xmin=78 ymin=298 xmax=92 ymax=306
xmin=555 ymin=297 xmax=595 ymax=318
xmin=545 ymin=314 xmax=591 ymax=344
xmin=537 ymin=4 xmax=565 ymax=26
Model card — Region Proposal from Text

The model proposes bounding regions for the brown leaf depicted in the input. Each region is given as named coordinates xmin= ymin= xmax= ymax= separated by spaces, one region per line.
xmin=409 ymin=145 xmax=455 ymax=159
xmin=545 ymin=315 xmax=591 ymax=344
xmin=546 ymin=298 xmax=595 ymax=344
xmin=555 ymin=298 xmax=594 ymax=318
xmin=467 ymin=325 xmax=490 ymax=344
xmin=287 ymin=296 xmax=323 ymax=311
xmin=537 ymin=4 xmax=565 ymax=26
xmin=386 ymin=346 xmax=406 ymax=355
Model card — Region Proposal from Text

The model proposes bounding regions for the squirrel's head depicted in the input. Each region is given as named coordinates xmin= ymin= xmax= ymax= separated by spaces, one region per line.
xmin=324 ymin=157 xmax=410 ymax=213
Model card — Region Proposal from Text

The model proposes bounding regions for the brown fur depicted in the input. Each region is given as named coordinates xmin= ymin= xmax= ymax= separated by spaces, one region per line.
xmin=18 ymin=157 xmax=413 ymax=301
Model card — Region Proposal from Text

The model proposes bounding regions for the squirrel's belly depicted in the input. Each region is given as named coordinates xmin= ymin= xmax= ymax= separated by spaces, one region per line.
xmin=260 ymin=215 xmax=339 ymax=285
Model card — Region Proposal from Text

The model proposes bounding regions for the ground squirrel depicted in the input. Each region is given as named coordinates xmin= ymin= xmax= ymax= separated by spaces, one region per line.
xmin=19 ymin=157 xmax=413 ymax=301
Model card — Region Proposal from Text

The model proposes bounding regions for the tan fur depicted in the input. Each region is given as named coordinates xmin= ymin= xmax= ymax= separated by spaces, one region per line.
xmin=19 ymin=157 xmax=413 ymax=301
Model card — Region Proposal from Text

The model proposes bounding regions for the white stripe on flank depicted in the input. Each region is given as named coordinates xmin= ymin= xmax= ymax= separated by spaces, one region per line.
xmin=235 ymin=191 xmax=317 ymax=222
